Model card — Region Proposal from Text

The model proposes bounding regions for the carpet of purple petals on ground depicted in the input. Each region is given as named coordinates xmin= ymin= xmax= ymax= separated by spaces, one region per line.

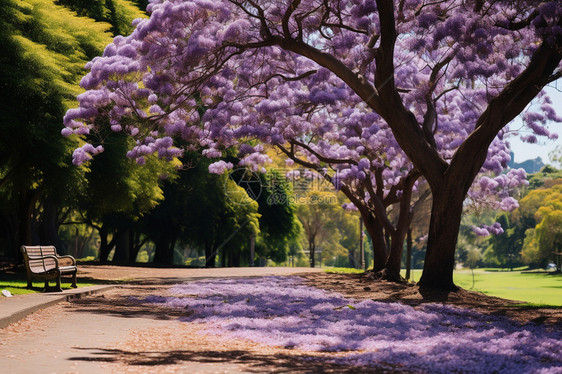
xmin=139 ymin=276 xmax=562 ymax=373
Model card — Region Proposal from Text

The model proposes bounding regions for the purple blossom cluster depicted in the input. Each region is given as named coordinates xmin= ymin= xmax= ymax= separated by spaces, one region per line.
xmin=473 ymin=222 xmax=505 ymax=237
xmin=60 ymin=0 xmax=557 ymax=212
xmin=141 ymin=276 xmax=562 ymax=373
xmin=61 ymin=0 xmax=561 ymax=250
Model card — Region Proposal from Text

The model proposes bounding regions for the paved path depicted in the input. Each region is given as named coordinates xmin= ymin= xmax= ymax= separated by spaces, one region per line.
xmin=0 ymin=285 xmax=115 ymax=329
xmin=0 ymin=267 xmax=323 ymax=374
xmin=76 ymin=265 xmax=322 ymax=282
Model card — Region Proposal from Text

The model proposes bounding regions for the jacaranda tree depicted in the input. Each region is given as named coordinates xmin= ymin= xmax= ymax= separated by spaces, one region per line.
xmin=64 ymin=0 xmax=561 ymax=290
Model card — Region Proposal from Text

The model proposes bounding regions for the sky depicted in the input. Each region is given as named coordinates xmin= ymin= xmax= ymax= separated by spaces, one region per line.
xmin=507 ymin=85 xmax=562 ymax=167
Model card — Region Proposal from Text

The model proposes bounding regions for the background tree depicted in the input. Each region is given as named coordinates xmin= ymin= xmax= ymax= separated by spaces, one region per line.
xmin=527 ymin=165 xmax=562 ymax=190
xmin=233 ymin=167 xmax=301 ymax=265
xmin=74 ymin=129 xmax=170 ymax=262
xmin=296 ymin=191 xmax=339 ymax=268
xmin=519 ymin=183 xmax=562 ymax=268
xmin=138 ymin=154 xmax=260 ymax=266
xmin=465 ymin=246 xmax=482 ymax=289
xmin=0 ymin=0 xmax=117 ymax=258
xmin=484 ymin=213 xmax=522 ymax=270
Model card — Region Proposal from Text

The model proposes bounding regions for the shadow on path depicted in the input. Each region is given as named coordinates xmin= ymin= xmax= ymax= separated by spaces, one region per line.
xmin=68 ymin=347 xmax=392 ymax=373
xmin=67 ymin=285 xmax=191 ymax=321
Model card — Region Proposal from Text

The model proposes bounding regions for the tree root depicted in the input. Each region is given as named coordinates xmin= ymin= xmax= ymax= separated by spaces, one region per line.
xmin=365 ymin=268 xmax=408 ymax=284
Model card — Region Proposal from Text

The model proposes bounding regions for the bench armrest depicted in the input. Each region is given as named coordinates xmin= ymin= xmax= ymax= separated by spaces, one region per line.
xmin=56 ymin=255 xmax=76 ymax=267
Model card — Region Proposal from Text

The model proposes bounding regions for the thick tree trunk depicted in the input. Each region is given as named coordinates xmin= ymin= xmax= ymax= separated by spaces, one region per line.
xmin=98 ymin=226 xmax=114 ymax=262
xmin=381 ymin=171 xmax=418 ymax=282
xmin=152 ymin=220 xmax=177 ymax=264
xmin=153 ymin=237 xmax=172 ymax=265
xmin=18 ymin=191 xmax=37 ymax=248
xmin=358 ymin=217 xmax=365 ymax=269
xmin=384 ymin=230 xmax=391 ymax=256
xmin=418 ymin=186 xmax=465 ymax=290
xmin=205 ymin=240 xmax=216 ymax=267
xmin=129 ymin=232 xmax=147 ymax=263
xmin=38 ymin=198 xmax=63 ymax=252
xmin=220 ymin=245 xmax=226 ymax=267
xmin=129 ymin=231 xmax=139 ymax=262
xmin=348 ymin=247 xmax=356 ymax=268
xmin=233 ymin=249 xmax=241 ymax=267
xmin=362 ymin=214 xmax=387 ymax=272
xmin=382 ymin=231 xmax=406 ymax=282
xmin=374 ymin=219 xmax=410 ymax=282
xmin=227 ymin=248 xmax=241 ymax=267
xmin=405 ymin=228 xmax=412 ymax=281
xmin=309 ymin=240 xmax=315 ymax=268
xmin=113 ymin=230 xmax=130 ymax=263
xmin=0 ymin=212 xmax=16 ymax=259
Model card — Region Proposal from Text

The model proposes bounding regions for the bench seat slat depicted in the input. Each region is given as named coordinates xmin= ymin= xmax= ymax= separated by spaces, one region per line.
xmin=58 ymin=266 xmax=78 ymax=274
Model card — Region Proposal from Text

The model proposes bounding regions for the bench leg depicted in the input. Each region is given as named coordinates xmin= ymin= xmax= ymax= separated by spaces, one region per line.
xmin=55 ymin=276 xmax=62 ymax=292
xmin=42 ymin=278 xmax=63 ymax=292
xmin=71 ymin=272 xmax=77 ymax=288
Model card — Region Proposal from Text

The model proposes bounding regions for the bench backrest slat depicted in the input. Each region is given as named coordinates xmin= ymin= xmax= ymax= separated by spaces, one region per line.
xmin=21 ymin=245 xmax=59 ymax=273
xmin=40 ymin=246 xmax=56 ymax=256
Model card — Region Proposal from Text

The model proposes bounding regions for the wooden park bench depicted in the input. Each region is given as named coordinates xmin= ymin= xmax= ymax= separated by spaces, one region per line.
xmin=20 ymin=245 xmax=78 ymax=292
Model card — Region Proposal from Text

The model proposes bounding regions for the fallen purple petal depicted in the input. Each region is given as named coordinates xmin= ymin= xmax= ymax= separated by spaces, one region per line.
xmin=138 ymin=276 xmax=561 ymax=373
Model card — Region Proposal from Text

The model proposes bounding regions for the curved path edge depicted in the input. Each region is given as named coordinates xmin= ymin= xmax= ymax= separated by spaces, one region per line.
xmin=0 ymin=285 xmax=116 ymax=329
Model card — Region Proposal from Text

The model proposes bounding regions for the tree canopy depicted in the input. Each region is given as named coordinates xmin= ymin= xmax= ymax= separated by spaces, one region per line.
xmin=63 ymin=0 xmax=561 ymax=289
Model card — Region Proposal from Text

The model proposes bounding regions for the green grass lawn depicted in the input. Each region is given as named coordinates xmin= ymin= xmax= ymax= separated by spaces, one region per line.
xmin=0 ymin=278 xmax=95 ymax=295
xmin=326 ymin=267 xmax=561 ymax=306
xmin=405 ymin=268 xmax=562 ymax=306
xmin=324 ymin=267 xmax=364 ymax=274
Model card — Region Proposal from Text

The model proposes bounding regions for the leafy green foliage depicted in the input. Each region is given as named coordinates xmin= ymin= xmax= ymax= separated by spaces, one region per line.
xmin=0 ymin=0 xmax=147 ymax=258
xmin=485 ymin=213 xmax=524 ymax=270
xmin=520 ymin=183 xmax=562 ymax=267
xmin=139 ymin=154 xmax=260 ymax=266
xmin=296 ymin=191 xmax=353 ymax=267
xmin=458 ymin=166 xmax=562 ymax=271
xmin=82 ymin=130 xmax=169 ymax=218
xmin=526 ymin=165 xmax=562 ymax=190
xmin=55 ymin=0 xmax=146 ymax=36
xmin=241 ymin=169 xmax=301 ymax=264
xmin=0 ymin=0 xmax=117 ymax=256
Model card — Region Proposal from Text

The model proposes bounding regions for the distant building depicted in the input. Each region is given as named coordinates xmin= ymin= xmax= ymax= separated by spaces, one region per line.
xmin=508 ymin=152 xmax=545 ymax=173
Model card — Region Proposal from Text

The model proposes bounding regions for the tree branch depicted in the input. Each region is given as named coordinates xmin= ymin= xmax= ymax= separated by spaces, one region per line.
xmin=422 ymin=53 xmax=455 ymax=149
xmin=450 ymin=25 xmax=562 ymax=196
xmin=282 ymin=0 xmax=301 ymax=38
xmin=230 ymin=0 xmax=272 ymax=40
xmin=496 ymin=10 xmax=539 ymax=31
xmin=290 ymin=139 xmax=357 ymax=166
xmin=373 ymin=0 xmax=448 ymax=189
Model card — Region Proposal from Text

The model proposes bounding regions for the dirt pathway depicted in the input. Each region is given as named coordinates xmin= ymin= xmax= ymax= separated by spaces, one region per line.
xmin=1 ymin=267 xmax=357 ymax=374
xmin=1 ymin=266 xmax=559 ymax=373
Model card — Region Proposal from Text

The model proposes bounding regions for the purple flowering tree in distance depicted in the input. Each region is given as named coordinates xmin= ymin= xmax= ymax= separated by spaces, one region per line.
xmin=63 ymin=0 xmax=561 ymax=290
xmin=265 ymin=82 xmax=526 ymax=280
